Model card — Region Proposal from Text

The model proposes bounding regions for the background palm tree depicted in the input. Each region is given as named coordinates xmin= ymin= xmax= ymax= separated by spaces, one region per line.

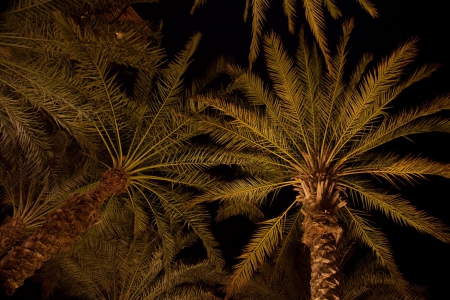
xmin=0 ymin=0 xmax=242 ymax=295
xmin=0 ymin=0 xmax=160 ymax=294
xmin=38 ymin=196 xmax=226 ymax=300
xmin=192 ymin=20 xmax=450 ymax=299
xmin=190 ymin=0 xmax=378 ymax=70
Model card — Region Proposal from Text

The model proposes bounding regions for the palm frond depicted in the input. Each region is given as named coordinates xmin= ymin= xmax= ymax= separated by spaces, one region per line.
xmin=344 ymin=181 xmax=450 ymax=243
xmin=271 ymin=207 xmax=304 ymax=280
xmin=215 ymin=199 xmax=264 ymax=222
xmin=283 ymin=0 xmax=297 ymax=33
xmin=355 ymin=0 xmax=379 ymax=18
xmin=194 ymin=93 xmax=303 ymax=168
xmin=227 ymin=201 xmax=297 ymax=297
xmin=346 ymin=94 xmax=450 ymax=158
xmin=263 ymin=32 xmax=308 ymax=153
xmin=195 ymin=178 xmax=293 ymax=206
xmin=342 ymin=253 xmax=426 ymax=300
xmin=0 ymin=92 xmax=51 ymax=173
xmin=343 ymin=153 xmax=450 ymax=183
xmin=323 ymin=0 xmax=341 ymax=19
xmin=339 ymin=207 xmax=409 ymax=293
xmin=295 ymin=28 xmax=324 ymax=152
xmin=302 ymin=0 xmax=330 ymax=73
xmin=248 ymin=0 xmax=270 ymax=67
xmin=333 ymin=38 xmax=420 ymax=157
xmin=321 ymin=19 xmax=353 ymax=155
xmin=40 ymin=197 xmax=225 ymax=300
xmin=134 ymin=181 xmax=224 ymax=269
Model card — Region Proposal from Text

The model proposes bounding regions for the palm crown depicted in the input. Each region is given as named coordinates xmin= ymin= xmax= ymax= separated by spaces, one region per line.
xmin=193 ymin=20 xmax=450 ymax=298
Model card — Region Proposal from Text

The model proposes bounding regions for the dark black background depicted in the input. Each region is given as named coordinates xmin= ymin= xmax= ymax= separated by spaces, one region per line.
xmin=2 ymin=0 xmax=450 ymax=299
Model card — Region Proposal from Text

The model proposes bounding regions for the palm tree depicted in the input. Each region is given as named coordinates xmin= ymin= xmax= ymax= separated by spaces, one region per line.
xmin=0 ymin=1 xmax=240 ymax=295
xmin=192 ymin=20 xmax=450 ymax=299
xmin=38 ymin=196 xmax=226 ymax=300
xmin=190 ymin=0 xmax=378 ymax=70
xmin=0 ymin=1 xmax=158 ymax=292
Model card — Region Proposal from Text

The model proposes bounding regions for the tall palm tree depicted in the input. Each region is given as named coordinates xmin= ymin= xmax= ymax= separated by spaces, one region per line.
xmin=38 ymin=196 xmax=226 ymax=300
xmin=190 ymin=0 xmax=378 ymax=70
xmin=191 ymin=20 xmax=450 ymax=299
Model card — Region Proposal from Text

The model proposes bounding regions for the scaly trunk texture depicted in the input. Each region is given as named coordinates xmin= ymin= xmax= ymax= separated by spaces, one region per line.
xmin=295 ymin=174 xmax=343 ymax=300
xmin=0 ymin=218 xmax=27 ymax=257
xmin=0 ymin=168 xmax=128 ymax=296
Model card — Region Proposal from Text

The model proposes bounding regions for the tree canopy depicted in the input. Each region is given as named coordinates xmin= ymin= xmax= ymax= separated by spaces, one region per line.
xmin=0 ymin=0 xmax=449 ymax=299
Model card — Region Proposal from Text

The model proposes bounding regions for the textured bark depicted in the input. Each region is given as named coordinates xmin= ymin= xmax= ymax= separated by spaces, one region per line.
xmin=0 ymin=168 xmax=128 ymax=296
xmin=0 ymin=218 xmax=27 ymax=257
xmin=302 ymin=204 xmax=341 ymax=300
xmin=295 ymin=174 xmax=343 ymax=300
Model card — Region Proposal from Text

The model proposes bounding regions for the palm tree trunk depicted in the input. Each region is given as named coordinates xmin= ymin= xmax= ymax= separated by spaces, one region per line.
xmin=296 ymin=176 xmax=342 ymax=300
xmin=0 ymin=168 xmax=128 ymax=296
xmin=0 ymin=218 xmax=27 ymax=257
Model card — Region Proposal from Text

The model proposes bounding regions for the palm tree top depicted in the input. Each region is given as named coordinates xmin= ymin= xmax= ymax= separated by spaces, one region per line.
xmin=193 ymin=20 xmax=450 ymax=296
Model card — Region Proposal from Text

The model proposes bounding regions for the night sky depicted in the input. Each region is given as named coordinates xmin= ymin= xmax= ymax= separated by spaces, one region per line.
xmin=2 ymin=0 xmax=450 ymax=299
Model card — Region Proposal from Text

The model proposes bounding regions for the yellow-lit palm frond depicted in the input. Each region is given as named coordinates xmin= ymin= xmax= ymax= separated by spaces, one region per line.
xmin=226 ymin=200 xmax=298 ymax=298
xmin=343 ymin=181 xmax=450 ymax=243
xmin=342 ymin=153 xmax=450 ymax=184
xmin=215 ymin=199 xmax=264 ymax=222
xmin=194 ymin=94 xmax=305 ymax=169
xmin=0 ymin=90 xmax=52 ymax=174
xmin=194 ymin=178 xmax=294 ymax=206
xmin=270 ymin=208 xmax=304 ymax=279
xmin=338 ymin=207 xmax=409 ymax=292
xmin=344 ymin=94 xmax=450 ymax=159
xmin=247 ymin=0 xmax=271 ymax=67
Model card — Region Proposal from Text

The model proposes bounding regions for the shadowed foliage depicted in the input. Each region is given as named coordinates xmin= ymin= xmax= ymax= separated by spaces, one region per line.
xmin=234 ymin=236 xmax=427 ymax=300
xmin=38 ymin=197 xmax=226 ymax=300
xmin=0 ymin=162 xmax=90 ymax=257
